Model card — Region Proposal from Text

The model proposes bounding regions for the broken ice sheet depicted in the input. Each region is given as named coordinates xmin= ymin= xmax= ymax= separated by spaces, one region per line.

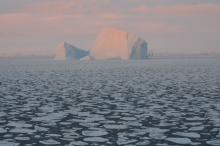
xmin=1 ymin=56 xmax=220 ymax=145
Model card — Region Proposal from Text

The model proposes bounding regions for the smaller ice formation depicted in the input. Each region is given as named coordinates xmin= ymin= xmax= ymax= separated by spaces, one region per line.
xmin=80 ymin=55 xmax=95 ymax=61
xmin=55 ymin=42 xmax=89 ymax=60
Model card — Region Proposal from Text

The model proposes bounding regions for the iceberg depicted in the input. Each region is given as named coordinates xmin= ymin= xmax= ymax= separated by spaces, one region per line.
xmin=90 ymin=27 xmax=148 ymax=60
xmin=55 ymin=42 xmax=89 ymax=60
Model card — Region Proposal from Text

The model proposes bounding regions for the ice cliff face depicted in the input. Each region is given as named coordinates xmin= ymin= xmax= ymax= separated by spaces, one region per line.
xmin=55 ymin=42 xmax=89 ymax=60
xmin=90 ymin=27 xmax=148 ymax=60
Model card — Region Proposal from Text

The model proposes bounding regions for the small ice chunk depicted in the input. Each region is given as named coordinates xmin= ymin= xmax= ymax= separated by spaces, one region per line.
xmin=66 ymin=141 xmax=88 ymax=145
xmin=35 ymin=126 xmax=48 ymax=132
xmin=83 ymin=137 xmax=108 ymax=142
xmin=120 ymin=117 xmax=137 ymax=121
xmin=96 ymin=111 xmax=111 ymax=115
xmin=10 ymin=128 xmax=36 ymax=133
xmin=191 ymin=142 xmax=201 ymax=145
xmin=85 ymin=117 xmax=105 ymax=122
xmin=188 ymin=126 xmax=204 ymax=131
xmin=144 ymin=128 xmax=169 ymax=133
xmin=104 ymin=124 xmax=127 ymax=129
xmin=0 ymin=112 xmax=7 ymax=117
xmin=126 ymin=121 xmax=142 ymax=127
xmin=184 ymin=122 xmax=203 ymax=126
xmin=7 ymin=122 xmax=32 ymax=128
xmin=0 ymin=141 xmax=19 ymax=146
xmin=185 ymin=117 xmax=208 ymax=121
xmin=0 ymin=128 xmax=7 ymax=133
xmin=166 ymin=138 xmax=192 ymax=144
xmin=117 ymin=139 xmax=137 ymax=145
xmin=15 ymin=137 xmax=30 ymax=141
xmin=149 ymin=133 xmax=167 ymax=140
xmin=206 ymin=140 xmax=220 ymax=145
xmin=173 ymin=132 xmax=200 ymax=138
xmin=136 ymin=140 xmax=150 ymax=145
xmin=39 ymin=139 xmax=61 ymax=145
xmin=82 ymin=130 xmax=108 ymax=137
xmin=46 ymin=134 xmax=61 ymax=137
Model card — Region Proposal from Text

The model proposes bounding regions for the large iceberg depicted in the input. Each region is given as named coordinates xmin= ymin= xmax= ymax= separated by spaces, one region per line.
xmin=55 ymin=42 xmax=89 ymax=60
xmin=90 ymin=27 xmax=148 ymax=60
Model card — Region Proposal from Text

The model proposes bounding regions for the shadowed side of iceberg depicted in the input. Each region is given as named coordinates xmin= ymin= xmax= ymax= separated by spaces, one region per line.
xmin=129 ymin=38 xmax=148 ymax=59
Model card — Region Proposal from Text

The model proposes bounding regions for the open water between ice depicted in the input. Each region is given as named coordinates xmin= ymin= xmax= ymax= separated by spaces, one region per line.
xmin=0 ymin=57 xmax=220 ymax=145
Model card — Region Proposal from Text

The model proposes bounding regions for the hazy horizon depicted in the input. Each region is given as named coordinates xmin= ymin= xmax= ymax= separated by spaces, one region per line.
xmin=0 ymin=0 xmax=220 ymax=55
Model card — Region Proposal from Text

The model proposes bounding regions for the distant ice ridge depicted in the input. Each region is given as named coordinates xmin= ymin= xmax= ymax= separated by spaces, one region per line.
xmin=55 ymin=42 xmax=89 ymax=60
xmin=90 ymin=27 xmax=148 ymax=60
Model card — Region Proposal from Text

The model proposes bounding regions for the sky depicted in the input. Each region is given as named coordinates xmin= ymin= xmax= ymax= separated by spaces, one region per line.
xmin=0 ymin=0 xmax=220 ymax=55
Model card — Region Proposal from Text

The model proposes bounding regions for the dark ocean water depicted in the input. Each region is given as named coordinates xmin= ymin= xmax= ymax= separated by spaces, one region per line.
xmin=0 ymin=57 xmax=220 ymax=145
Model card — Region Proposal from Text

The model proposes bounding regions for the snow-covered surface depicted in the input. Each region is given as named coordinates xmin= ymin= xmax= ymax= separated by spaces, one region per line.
xmin=0 ymin=57 xmax=220 ymax=145
xmin=55 ymin=42 xmax=89 ymax=60
xmin=90 ymin=27 xmax=148 ymax=60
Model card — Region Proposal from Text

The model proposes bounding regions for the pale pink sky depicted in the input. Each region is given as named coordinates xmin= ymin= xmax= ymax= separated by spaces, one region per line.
xmin=0 ymin=0 xmax=220 ymax=55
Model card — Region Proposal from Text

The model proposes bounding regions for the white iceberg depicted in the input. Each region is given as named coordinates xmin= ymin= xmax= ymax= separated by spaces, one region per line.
xmin=90 ymin=27 xmax=148 ymax=60
xmin=55 ymin=42 xmax=89 ymax=60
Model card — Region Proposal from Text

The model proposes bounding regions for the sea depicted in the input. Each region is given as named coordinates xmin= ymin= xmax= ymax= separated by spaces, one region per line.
xmin=0 ymin=56 xmax=220 ymax=145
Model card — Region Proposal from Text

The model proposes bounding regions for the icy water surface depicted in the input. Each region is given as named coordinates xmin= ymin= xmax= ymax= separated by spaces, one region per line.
xmin=0 ymin=57 xmax=220 ymax=146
